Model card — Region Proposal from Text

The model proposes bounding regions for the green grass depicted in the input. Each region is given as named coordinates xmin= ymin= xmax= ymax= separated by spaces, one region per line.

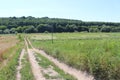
xmin=30 ymin=32 xmax=120 ymax=40
xmin=35 ymin=53 xmax=76 ymax=80
xmin=25 ymin=38 xmax=32 ymax=49
xmin=30 ymin=33 xmax=120 ymax=80
xmin=21 ymin=51 xmax=34 ymax=80
xmin=0 ymin=42 xmax=23 ymax=80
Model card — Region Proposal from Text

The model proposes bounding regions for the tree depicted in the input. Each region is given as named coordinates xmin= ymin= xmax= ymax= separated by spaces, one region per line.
xmin=89 ymin=28 xmax=99 ymax=32
xmin=0 ymin=26 xmax=7 ymax=30
xmin=66 ymin=24 xmax=75 ymax=32
xmin=10 ymin=28 xmax=17 ymax=33
xmin=3 ymin=29 xmax=10 ymax=34
xmin=0 ymin=16 xmax=120 ymax=33
xmin=101 ymin=26 xmax=111 ymax=32
xmin=16 ymin=26 xmax=23 ymax=33
xmin=56 ymin=25 xmax=64 ymax=32
xmin=0 ymin=30 xmax=3 ymax=34
xmin=37 ymin=24 xmax=51 ymax=33
xmin=111 ymin=27 xmax=120 ymax=32
xmin=24 ymin=26 xmax=37 ymax=33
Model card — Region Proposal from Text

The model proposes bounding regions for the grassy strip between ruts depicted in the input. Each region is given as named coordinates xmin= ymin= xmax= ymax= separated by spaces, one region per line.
xmin=34 ymin=52 xmax=77 ymax=80
xmin=20 ymin=49 xmax=34 ymax=80
xmin=0 ymin=42 xmax=23 ymax=80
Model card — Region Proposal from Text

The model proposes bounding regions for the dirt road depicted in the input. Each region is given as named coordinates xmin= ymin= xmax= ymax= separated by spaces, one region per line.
xmin=27 ymin=38 xmax=94 ymax=80
xmin=25 ymin=39 xmax=46 ymax=80
xmin=16 ymin=49 xmax=25 ymax=80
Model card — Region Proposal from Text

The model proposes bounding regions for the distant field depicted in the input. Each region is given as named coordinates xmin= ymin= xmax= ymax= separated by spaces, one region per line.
xmin=30 ymin=32 xmax=120 ymax=40
xmin=30 ymin=33 xmax=120 ymax=80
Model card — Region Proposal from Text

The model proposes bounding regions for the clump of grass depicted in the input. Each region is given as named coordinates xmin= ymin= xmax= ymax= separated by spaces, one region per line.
xmin=17 ymin=34 xmax=23 ymax=41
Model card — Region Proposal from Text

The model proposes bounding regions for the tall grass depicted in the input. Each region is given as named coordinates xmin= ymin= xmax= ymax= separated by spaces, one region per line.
xmin=0 ymin=42 xmax=23 ymax=80
xmin=31 ymin=37 xmax=120 ymax=80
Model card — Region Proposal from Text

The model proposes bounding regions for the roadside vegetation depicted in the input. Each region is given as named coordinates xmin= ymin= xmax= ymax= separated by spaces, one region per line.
xmin=0 ymin=34 xmax=24 ymax=80
xmin=0 ymin=42 xmax=23 ymax=80
xmin=30 ymin=33 xmax=120 ymax=80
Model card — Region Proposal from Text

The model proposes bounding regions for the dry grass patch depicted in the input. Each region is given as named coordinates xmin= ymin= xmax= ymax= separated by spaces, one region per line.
xmin=0 ymin=35 xmax=18 ymax=61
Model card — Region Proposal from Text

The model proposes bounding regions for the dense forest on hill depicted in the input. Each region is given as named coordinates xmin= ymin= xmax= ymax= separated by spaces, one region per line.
xmin=0 ymin=16 xmax=120 ymax=34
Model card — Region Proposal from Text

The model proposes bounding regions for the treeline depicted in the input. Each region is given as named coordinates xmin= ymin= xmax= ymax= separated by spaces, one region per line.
xmin=0 ymin=16 xmax=120 ymax=34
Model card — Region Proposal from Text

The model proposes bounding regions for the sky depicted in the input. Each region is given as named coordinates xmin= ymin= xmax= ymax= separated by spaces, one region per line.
xmin=0 ymin=0 xmax=120 ymax=22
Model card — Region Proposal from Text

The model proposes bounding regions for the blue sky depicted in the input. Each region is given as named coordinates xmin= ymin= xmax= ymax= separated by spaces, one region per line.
xmin=0 ymin=0 xmax=120 ymax=22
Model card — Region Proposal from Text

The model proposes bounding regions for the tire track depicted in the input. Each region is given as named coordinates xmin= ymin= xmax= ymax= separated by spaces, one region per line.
xmin=16 ymin=49 xmax=25 ymax=80
xmin=25 ymin=38 xmax=46 ymax=80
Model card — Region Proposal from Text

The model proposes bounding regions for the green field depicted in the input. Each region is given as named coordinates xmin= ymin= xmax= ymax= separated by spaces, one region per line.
xmin=30 ymin=33 xmax=120 ymax=80
xmin=0 ymin=33 xmax=120 ymax=80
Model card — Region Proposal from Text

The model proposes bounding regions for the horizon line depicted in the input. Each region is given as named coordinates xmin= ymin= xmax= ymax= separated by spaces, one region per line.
xmin=0 ymin=16 xmax=120 ymax=23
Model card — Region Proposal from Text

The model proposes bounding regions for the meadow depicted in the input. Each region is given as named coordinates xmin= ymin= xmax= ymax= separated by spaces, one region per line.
xmin=0 ymin=33 xmax=120 ymax=80
xmin=0 ymin=34 xmax=24 ymax=80
xmin=0 ymin=39 xmax=22 ymax=80
xmin=30 ymin=32 xmax=120 ymax=80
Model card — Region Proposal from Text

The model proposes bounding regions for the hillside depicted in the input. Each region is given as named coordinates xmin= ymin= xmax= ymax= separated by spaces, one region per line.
xmin=0 ymin=16 xmax=120 ymax=34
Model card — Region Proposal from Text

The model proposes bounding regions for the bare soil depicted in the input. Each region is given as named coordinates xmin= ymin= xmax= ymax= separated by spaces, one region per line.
xmin=16 ymin=49 xmax=25 ymax=80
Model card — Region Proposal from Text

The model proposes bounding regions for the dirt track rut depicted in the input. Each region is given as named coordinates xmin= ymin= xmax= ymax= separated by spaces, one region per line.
xmin=25 ymin=39 xmax=46 ymax=80
xmin=16 ymin=49 xmax=25 ymax=80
